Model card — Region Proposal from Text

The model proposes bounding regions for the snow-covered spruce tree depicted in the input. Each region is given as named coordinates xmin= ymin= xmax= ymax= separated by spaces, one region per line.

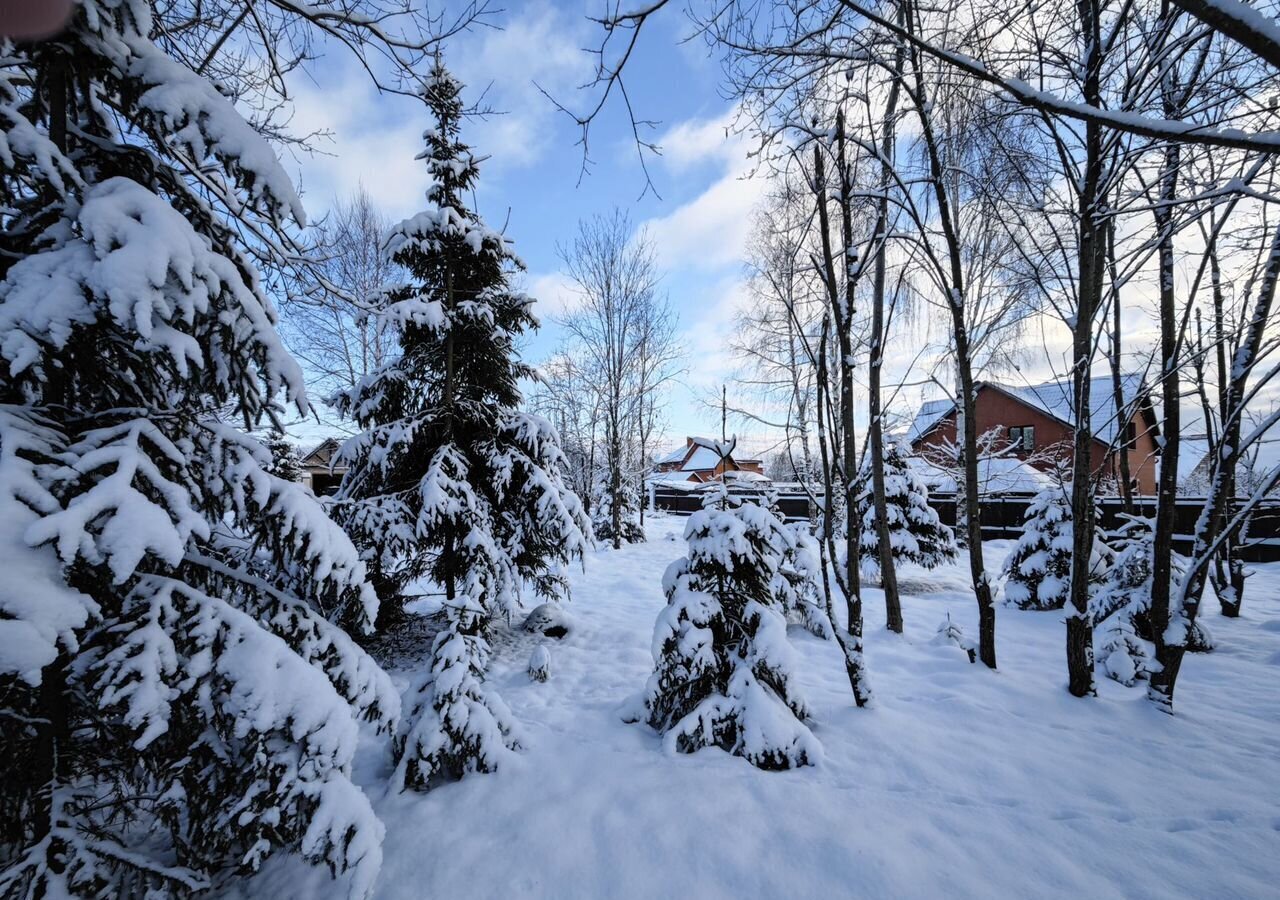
xmin=1092 ymin=518 xmax=1210 ymax=686
xmin=1003 ymin=486 xmax=1110 ymax=610
xmin=330 ymin=59 xmax=589 ymax=790
xmin=265 ymin=432 xmax=304 ymax=483
xmin=592 ymin=475 xmax=645 ymax=545
xmin=628 ymin=481 xmax=822 ymax=770
xmin=857 ymin=441 xmax=958 ymax=572
xmin=779 ymin=521 xmax=834 ymax=638
xmin=0 ymin=4 xmax=399 ymax=897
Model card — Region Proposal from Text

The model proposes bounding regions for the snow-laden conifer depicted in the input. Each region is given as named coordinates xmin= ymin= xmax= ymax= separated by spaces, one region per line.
xmin=857 ymin=441 xmax=958 ymax=572
xmin=1002 ymin=486 xmax=1109 ymax=610
xmin=265 ymin=432 xmax=304 ymax=483
xmin=780 ymin=522 xmax=834 ymax=638
xmin=1093 ymin=518 xmax=1211 ymax=686
xmin=592 ymin=478 xmax=645 ymax=545
xmin=0 ymin=4 xmax=395 ymax=895
xmin=331 ymin=58 xmax=589 ymax=787
xmin=630 ymin=480 xmax=822 ymax=770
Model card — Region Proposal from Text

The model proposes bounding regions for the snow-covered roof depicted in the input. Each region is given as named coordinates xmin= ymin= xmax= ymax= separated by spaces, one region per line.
xmin=907 ymin=398 xmax=956 ymax=444
xmin=646 ymin=470 xmax=700 ymax=487
xmin=908 ymin=454 xmax=1056 ymax=495
xmin=299 ymin=437 xmax=342 ymax=467
xmin=682 ymin=446 xmax=724 ymax=471
xmin=1177 ymin=436 xmax=1212 ymax=482
xmin=907 ymin=375 xmax=1149 ymax=449
xmin=722 ymin=469 xmax=770 ymax=482
xmin=688 ymin=435 xmax=736 ymax=456
xmin=655 ymin=445 xmax=688 ymax=465
xmin=1003 ymin=375 xmax=1147 ymax=447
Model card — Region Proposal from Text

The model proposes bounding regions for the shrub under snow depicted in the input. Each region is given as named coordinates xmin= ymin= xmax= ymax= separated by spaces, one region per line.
xmin=592 ymin=480 xmax=646 ymax=545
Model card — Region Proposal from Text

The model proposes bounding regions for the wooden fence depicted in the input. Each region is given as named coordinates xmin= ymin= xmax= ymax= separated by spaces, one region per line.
xmin=650 ymin=485 xmax=1280 ymax=562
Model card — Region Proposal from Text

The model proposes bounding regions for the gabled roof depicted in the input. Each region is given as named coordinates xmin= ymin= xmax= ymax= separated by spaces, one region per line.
xmin=682 ymin=445 xmax=724 ymax=471
xmin=688 ymin=436 xmax=736 ymax=457
xmin=907 ymin=398 xmax=956 ymax=444
xmin=1004 ymin=374 xmax=1148 ymax=447
xmin=655 ymin=445 xmax=688 ymax=465
xmin=908 ymin=375 xmax=1152 ymax=449
xmin=299 ymin=437 xmax=341 ymax=467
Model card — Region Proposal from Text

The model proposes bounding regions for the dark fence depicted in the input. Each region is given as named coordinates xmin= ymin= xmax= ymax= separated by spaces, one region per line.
xmin=651 ymin=485 xmax=1280 ymax=562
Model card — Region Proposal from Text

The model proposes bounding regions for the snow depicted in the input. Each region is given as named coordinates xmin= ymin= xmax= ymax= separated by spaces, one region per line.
xmin=654 ymin=445 xmax=688 ymax=465
xmin=0 ymin=407 xmax=97 ymax=684
xmin=908 ymin=453 xmax=1056 ymax=495
xmin=681 ymin=445 xmax=724 ymax=471
xmin=243 ymin=512 xmax=1280 ymax=899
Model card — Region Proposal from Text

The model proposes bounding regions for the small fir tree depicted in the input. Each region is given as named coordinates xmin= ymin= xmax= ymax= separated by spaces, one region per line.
xmin=857 ymin=441 xmax=958 ymax=571
xmin=592 ymin=476 xmax=645 ymax=545
xmin=331 ymin=59 xmax=589 ymax=789
xmin=264 ymin=432 xmax=303 ymax=483
xmin=779 ymin=521 xmax=834 ymax=638
xmin=628 ymin=481 xmax=822 ymax=770
xmin=1002 ymin=486 xmax=1110 ymax=610
xmin=933 ymin=613 xmax=977 ymax=663
xmin=1093 ymin=517 xmax=1210 ymax=686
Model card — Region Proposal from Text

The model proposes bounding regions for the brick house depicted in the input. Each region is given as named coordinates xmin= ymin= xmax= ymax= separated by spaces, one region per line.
xmin=651 ymin=436 xmax=766 ymax=484
xmin=907 ymin=376 xmax=1161 ymax=494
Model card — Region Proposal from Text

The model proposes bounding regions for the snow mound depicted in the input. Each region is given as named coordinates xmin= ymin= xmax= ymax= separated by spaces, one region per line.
xmin=523 ymin=602 xmax=573 ymax=639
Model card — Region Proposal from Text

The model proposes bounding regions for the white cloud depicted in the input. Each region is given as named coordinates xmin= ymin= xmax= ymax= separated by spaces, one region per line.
xmin=284 ymin=2 xmax=593 ymax=222
xmin=525 ymin=270 xmax=579 ymax=320
xmin=641 ymin=109 xmax=767 ymax=272
xmin=657 ymin=108 xmax=741 ymax=171
xmin=286 ymin=69 xmax=430 ymax=220
xmin=449 ymin=2 xmax=593 ymax=173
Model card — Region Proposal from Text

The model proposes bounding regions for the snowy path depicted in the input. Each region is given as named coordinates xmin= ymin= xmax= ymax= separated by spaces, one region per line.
xmin=264 ymin=513 xmax=1280 ymax=899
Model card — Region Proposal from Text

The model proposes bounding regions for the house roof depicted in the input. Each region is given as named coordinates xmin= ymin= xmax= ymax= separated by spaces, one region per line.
xmin=299 ymin=437 xmax=341 ymax=467
xmin=653 ymin=435 xmax=742 ymax=473
xmin=907 ymin=398 xmax=957 ymax=444
xmin=682 ymin=446 xmax=724 ymax=471
xmin=908 ymin=454 xmax=1056 ymax=495
xmin=908 ymin=375 xmax=1151 ymax=449
xmin=1004 ymin=374 xmax=1147 ymax=448
xmin=688 ymin=436 xmax=736 ymax=457
xmin=655 ymin=445 xmax=688 ymax=465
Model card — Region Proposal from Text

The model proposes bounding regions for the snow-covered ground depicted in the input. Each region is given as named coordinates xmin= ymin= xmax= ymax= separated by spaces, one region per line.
xmin=257 ymin=512 xmax=1280 ymax=899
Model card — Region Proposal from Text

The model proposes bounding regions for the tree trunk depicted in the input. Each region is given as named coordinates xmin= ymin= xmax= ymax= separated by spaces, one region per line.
xmin=1065 ymin=0 xmax=1105 ymax=698
xmin=1106 ymin=220 xmax=1135 ymax=514
xmin=1147 ymin=130 xmax=1183 ymax=702
xmin=1208 ymin=247 xmax=1245 ymax=617
xmin=813 ymin=150 xmax=870 ymax=708
xmin=902 ymin=5 xmax=996 ymax=665
xmin=1150 ymin=219 xmax=1280 ymax=709
xmin=852 ymin=60 xmax=904 ymax=633
xmin=32 ymin=655 xmax=69 ymax=853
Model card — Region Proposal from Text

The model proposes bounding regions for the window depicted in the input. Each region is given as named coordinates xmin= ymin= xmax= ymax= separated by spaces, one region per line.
xmin=1009 ymin=425 xmax=1035 ymax=453
xmin=1123 ymin=421 xmax=1136 ymax=451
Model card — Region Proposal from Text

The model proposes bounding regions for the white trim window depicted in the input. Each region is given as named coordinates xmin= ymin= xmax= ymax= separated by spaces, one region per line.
xmin=1009 ymin=425 xmax=1035 ymax=453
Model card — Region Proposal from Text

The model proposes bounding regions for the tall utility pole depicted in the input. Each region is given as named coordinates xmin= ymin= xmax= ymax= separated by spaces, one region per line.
xmin=722 ymin=385 xmax=727 ymax=443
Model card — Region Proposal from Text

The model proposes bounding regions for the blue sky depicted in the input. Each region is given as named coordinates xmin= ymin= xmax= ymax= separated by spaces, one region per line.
xmin=284 ymin=1 xmax=770 ymax=454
